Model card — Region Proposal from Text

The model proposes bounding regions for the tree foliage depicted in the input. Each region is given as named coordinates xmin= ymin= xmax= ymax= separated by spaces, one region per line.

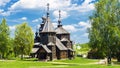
xmin=76 ymin=43 xmax=90 ymax=55
xmin=14 ymin=23 xmax=34 ymax=59
xmin=88 ymin=0 xmax=120 ymax=60
xmin=0 ymin=18 xmax=11 ymax=59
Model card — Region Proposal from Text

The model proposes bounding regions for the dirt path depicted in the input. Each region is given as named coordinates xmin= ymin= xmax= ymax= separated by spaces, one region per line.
xmin=47 ymin=62 xmax=98 ymax=65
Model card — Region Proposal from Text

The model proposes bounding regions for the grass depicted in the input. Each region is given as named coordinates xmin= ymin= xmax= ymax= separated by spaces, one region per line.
xmin=0 ymin=57 xmax=120 ymax=68
xmin=54 ymin=57 xmax=98 ymax=63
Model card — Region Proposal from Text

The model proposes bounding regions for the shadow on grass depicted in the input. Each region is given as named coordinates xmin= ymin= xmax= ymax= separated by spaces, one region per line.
xmin=113 ymin=61 xmax=120 ymax=65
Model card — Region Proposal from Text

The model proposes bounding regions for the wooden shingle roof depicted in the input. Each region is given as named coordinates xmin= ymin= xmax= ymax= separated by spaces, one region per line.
xmin=55 ymin=26 xmax=69 ymax=34
xmin=68 ymin=48 xmax=74 ymax=51
xmin=61 ymin=38 xmax=69 ymax=42
xmin=56 ymin=37 xmax=67 ymax=50
xmin=42 ymin=17 xmax=55 ymax=33
xmin=34 ymin=43 xmax=40 ymax=45
xmin=41 ymin=45 xmax=52 ymax=53
xmin=31 ymin=48 xmax=39 ymax=53
xmin=48 ymin=42 xmax=55 ymax=46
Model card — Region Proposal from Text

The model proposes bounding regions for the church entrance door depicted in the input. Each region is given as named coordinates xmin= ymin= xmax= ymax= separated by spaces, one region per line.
xmin=39 ymin=52 xmax=47 ymax=60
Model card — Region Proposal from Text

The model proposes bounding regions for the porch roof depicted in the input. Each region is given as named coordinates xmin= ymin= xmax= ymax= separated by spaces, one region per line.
xmin=41 ymin=45 xmax=52 ymax=53
xmin=56 ymin=37 xmax=67 ymax=50
xmin=68 ymin=48 xmax=75 ymax=51
xmin=31 ymin=48 xmax=39 ymax=53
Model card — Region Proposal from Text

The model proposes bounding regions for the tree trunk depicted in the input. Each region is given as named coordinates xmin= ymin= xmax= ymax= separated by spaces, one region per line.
xmin=0 ymin=55 xmax=1 ymax=59
xmin=2 ymin=53 xmax=4 ymax=59
xmin=117 ymin=58 xmax=120 ymax=62
xmin=21 ymin=54 xmax=23 ymax=60
xmin=117 ymin=52 xmax=120 ymax=62
xmin=21 ymin=47 xmax=24 ymax=60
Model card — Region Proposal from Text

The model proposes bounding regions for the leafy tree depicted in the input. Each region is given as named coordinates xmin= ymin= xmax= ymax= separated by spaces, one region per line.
xmin=14 ymin=23 xmax=34 ymax=60
xmin=0 ymin=18 xmax=10 ymax=59
xmin=76 ymin=43 xmax=90 ymax=55
xmin=88 ymin=0 xmax=120 ymax=62
xmin=7 ymin=38 xmax=15 ymax=59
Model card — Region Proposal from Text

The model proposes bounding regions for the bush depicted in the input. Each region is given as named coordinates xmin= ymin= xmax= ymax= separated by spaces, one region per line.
xmin=87 ymin=49 xmax=105 ymax=59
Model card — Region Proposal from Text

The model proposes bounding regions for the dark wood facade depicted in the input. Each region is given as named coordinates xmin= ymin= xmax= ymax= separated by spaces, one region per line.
xmin=31 ymin=4 xmax=74 ymax=61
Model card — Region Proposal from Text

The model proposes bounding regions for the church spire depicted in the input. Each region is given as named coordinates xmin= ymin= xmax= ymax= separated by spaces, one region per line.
xmin=58 ymin=10 xmax=62 ymax=27
xmin=35 ymin=27 xmax=38 ymax=38
xmin=42 ymin=3 xmax=55 ymax=32
xmin=58 ymin=10 xmax=61 ymax=25
xmin=47 ymin=3 xmax=50 ymax=18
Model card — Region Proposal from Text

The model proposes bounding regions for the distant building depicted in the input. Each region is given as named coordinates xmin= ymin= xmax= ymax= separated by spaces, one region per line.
xmin=31 ymin=3 xmax=74 ymax=61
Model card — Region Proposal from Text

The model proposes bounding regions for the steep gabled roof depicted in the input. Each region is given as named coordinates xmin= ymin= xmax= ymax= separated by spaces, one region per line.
xmin=42 ymin=17 xmax=55 ymax=32
xmin=55 ymin=10 xmax=69 ymax=34
xmin=55 ymin=26 xmax=69 ymax=34
xmin=61 ymin=38 xmax=69 ymax=42
xmin=56 ymin=37 xmax=67 ymax=50
xmin=31 ymin=48 xmax=39 ymax=53
xmin=34 ymin=43 xmax=40 ymax=45
xmin=31 ymin=44 xmax=52 ymax=53
xmin=41 ymin=45 xmax=51 ymax=53
xmin=48 ymin=42 xmax=55 ymax=46
xmin=68 ymin=48 xmax=75 ymax=51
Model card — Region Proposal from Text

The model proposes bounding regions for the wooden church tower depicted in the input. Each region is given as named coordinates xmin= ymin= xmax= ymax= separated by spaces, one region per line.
xmin=31 ymin=3 xmax=74 ymax=61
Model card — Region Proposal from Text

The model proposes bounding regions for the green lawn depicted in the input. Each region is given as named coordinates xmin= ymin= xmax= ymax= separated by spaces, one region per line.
xmin=0 ymin=57 xmax=120 ymax=68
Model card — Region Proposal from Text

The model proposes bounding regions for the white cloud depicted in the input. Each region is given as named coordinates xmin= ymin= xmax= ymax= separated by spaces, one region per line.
xmin=79 ymin=21 xmax=91 ymax=28
xmin=0 ymin=9 xmax=11 ymax=16
xmin=0 ymin=0 xmax=10 ymax=6
xmin=61 ymin=20 xmax=91 ymax=33
xmin=79 ymin=20 xmax=91 ymax=30
xmin=9 ymin=25 xmax=16 ymax=30
xmin=0 ymin=9 xmax=20 ymax=16
xmin=32 ymin=24 xmax=40 ymax=33
xmin=53 ymin=10 xmax=69 ymax=20
xmin=32 ymin=18 xmax=42 ymax=23
xmin=21 ymin=17 xmax=27 ymax=20
xmin=0 ymin=9 xmax=4 ymax=13
xmin=82 ymin=33 xmax=89 ymax=37
xmin=52 ymin=22 xmax=58 ymax=28
xmin=63 ymin=25 xmax=77 ymax=32
xmin=9 ymin=0 xmax=71 ymax=10
xmin=80 ymin=0 xmax=95 ymax=12
xmin=0 ymin=11 xmax=10 ymax=16
xmin=1 ymin=0 xmax=95 ymax=16
xmin=11 ymin=0 xmax=94 ymax=13
xmin=36 ymin=24 xmax=40 ymax=29
xmin=32 ymin=19 xmax=39 ymax=23
xmin=9 ymin=25 xmax=16 ymax=38
xmin=68 ymin=0 xmax=95 ymax=12
xmin=2 ymin=0 xmax=70 ymax=16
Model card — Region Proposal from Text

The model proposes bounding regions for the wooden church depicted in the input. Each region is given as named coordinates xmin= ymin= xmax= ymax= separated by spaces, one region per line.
xmin=31 ymin=3 xmax=74 ymax=61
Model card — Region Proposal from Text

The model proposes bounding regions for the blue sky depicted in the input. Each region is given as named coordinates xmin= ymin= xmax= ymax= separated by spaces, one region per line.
xmin=0 ymin=0 xmax=98 ymax=44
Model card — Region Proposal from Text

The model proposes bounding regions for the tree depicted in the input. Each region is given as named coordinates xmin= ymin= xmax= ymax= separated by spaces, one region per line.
xmin=88 ymin=0 xmax=120 ymax=62
xmin=7 ymin=38 xmax=16 ymax=59
xmin=76 ymin=43 xmax=89 ymax=55
xmin=14 ymin=23 xmax=34 ymax=60
xmin=0 ymin=18 xmax=10 ymax=59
